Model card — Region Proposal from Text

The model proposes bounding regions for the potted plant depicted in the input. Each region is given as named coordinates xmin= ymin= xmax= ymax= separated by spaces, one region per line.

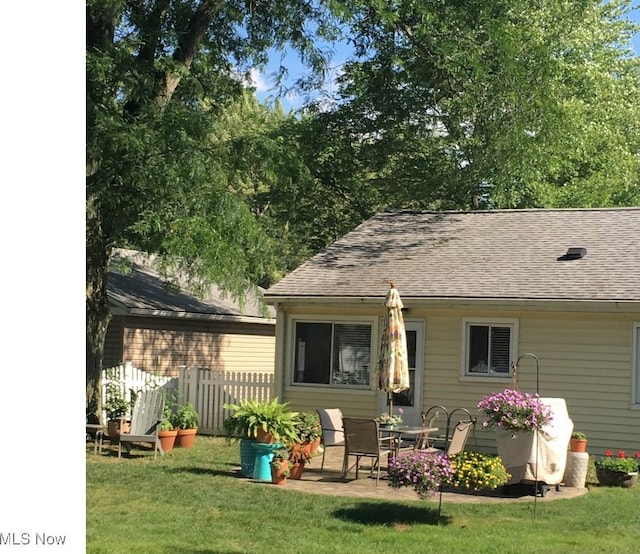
xmin=288 ymin=444 xmax=312 ymax=480
xmin=594 ymin=450 xmax=639 ymax=487
xmin=223 ymin=398 xmax=300 ymax=445
xmin=270 ymin=447 xmax=291 ymax=485
xmin=223 ymin=398 xmax=300 ymax=477
xmin=477 ymin=389 xmax=553 ymax=433
xmin=292 ymin=412 xmax=322 ymax=455
xmin=158 ymin=390 xmax=178 ymax=452
xmin=375 ymin=410 xmax=403 ymax=429
xmin=569 ymin=432 xmax=588 ymax=453
xmin=104 ymin=382 xmax=131 ymax=444
xmin=173 ymin=402 xmax=199 ymax=448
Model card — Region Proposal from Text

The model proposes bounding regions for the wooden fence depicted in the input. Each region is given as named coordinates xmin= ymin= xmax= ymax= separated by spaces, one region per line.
xmin=101 ymin=363 xmax=274 ymax=435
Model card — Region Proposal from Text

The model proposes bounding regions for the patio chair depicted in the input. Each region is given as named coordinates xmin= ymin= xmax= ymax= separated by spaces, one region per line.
xmin=342 ymin=418 xmax=394 ymax=485
xmin=317 ymin=408 xmax=346 ymax=472
xmin=422 ymin=419 xmax=475 ymax=456
xmin=118 ymin=389 xmax=165 ymax=459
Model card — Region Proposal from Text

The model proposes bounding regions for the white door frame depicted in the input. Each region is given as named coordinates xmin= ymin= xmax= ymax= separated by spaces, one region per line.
xmin=377 ymin=320 xmax=424 ymax=426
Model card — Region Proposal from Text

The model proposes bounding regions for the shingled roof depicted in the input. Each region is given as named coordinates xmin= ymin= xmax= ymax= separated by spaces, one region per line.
xmin=265 ymin=208 xmax=640 ymax=303
xmin=108 ymin=249 xmax=274 ymax=322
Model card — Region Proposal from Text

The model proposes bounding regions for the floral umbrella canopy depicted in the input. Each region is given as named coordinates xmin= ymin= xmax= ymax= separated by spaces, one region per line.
xmin=376 ymin=284 xmax=410 ymax=417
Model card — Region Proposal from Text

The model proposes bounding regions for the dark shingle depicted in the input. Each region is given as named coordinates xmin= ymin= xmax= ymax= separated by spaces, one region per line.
xmin=265 ymin=208 xmax=640 ymax=302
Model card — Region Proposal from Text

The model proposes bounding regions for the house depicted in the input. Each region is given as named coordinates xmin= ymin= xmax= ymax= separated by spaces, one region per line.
xmin=264 ymin=208 xmax=640 ymax=454
xmin=105 ymin=249 xmax=276 ymax=377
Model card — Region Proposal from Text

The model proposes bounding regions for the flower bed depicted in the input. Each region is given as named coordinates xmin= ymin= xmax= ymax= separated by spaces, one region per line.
xmin=477 ymin=389 xmax=553 ymax=432
xmin=446 ymin=451 xmax=510 ymax=491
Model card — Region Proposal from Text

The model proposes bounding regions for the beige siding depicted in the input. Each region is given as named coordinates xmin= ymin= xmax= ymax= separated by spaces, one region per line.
xmin=104 ymin=316 xmax=124 ymax=368
xmin=109 ymin=316 xmax=275 ymax=378
xmin=276 ymin=303 xmax=640 ymax=455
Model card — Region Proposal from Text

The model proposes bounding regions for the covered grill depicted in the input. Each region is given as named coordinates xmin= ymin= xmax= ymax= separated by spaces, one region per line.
xmin=496 ymin=397 xmax=574 ymax=495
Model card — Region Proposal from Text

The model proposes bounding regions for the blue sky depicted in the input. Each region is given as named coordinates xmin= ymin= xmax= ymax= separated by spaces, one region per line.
xmin=253 ymin=4 xmax=640 ymax=112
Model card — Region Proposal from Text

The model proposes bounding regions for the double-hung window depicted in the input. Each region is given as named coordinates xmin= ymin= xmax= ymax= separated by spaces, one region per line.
xmin=463 ymin=319 xmax=517 ymax=377
xmin=293 ymin=320 xmax=372 ymax=387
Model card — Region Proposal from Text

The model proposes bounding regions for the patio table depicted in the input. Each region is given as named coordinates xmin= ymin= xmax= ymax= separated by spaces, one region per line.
xmin=379 ymin=425 xmax=438 ymax=456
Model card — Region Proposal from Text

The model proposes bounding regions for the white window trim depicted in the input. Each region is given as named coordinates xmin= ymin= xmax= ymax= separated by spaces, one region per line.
xmin=460 ymin=317 xmax=518 ymax=381
xmin=632 ymin=322 xmax=640 ymax=408
xmin=288 ymin=315 xmax=378 ymax=390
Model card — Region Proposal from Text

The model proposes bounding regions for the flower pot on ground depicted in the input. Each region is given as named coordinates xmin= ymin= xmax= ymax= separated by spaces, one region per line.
xmin=569 ymin=432 xmax=588 ymax=453
xmin=223 ymin=398 xmax=300 ymax=445
xmin=288 ymin=443 xmax=312 ymax=479
xmin=173 ymin=402 xmax=199 ymax=448
xmin=595 ymin=450 xmax=639 ymax=487
xmin=270 ymin=447 xmax=290 ymax=485
xmin=106 ymin=419 xmax=131 ymax=444
xmin=158 ymin=428 xmax=178 ymax=452
xmin=292 ymin=411 xmax=322 ymax=458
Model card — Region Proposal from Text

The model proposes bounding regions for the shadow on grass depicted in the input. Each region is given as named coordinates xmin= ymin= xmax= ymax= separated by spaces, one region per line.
xmin=333 ymin=502 xmax=450 ymax=526
xmin=170 ymin=466 xmax=244 ymax=478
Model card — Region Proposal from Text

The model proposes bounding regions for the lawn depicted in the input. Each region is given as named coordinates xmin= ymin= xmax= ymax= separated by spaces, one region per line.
xmin=86 ymin=436 xmax=639 ymax=554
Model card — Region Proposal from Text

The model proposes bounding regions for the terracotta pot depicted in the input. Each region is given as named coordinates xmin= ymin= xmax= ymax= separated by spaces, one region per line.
xmin=569 ymin=438 xmax=587 ymax=453
xmin=107 ymin=420 xmax=131 ymax=444
xmin=255 ymin=429 xmax=276 ymax=444
xmin=271 ymin=460 xmax=289 ymax=485
xmin=158 ymin=429 xmax=178 ymax=453
xmin=290 ymin=462 xmax=305 ymax=480
xmin=309 ymin=437 xmax=322 ymax=455
xmin=176 ymin=428 xmax=198 ymax=448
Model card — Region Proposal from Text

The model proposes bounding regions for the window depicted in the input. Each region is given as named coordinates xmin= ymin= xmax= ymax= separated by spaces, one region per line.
xmin=463 ymin=319 xmax=517 ymax=377
xmin=293 ymin=321 xmax=372 ymax=387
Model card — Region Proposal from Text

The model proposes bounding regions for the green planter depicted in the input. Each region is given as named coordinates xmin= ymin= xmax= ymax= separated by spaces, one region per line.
xmin=240 ymin=439 xmax=256 ymax=477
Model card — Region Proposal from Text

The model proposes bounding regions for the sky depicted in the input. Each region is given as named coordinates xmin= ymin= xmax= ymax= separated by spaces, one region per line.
xmin=252 ymin=3 xmax=640 ymax=112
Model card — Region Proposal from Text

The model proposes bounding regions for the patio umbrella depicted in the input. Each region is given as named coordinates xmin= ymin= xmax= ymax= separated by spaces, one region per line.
xmin=376 ymin=283 xmax=410 ymax=418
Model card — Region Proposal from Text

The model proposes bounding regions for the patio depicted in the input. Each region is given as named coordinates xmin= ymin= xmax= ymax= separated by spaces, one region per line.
xmin=244 ymin=443 xmax=589 ymax=504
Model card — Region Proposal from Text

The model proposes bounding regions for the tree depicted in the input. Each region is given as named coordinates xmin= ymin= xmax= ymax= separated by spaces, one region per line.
xmin=311 ymin=0 xmax=640 ymax=210
xmin=86 ymin=0 xmax=344 ymax=417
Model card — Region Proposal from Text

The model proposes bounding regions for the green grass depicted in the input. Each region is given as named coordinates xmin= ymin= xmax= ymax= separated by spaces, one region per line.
xmin=87 ymin=437 xmax=639 ymax=554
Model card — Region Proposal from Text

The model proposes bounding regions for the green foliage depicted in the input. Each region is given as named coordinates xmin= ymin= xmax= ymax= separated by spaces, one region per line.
xmin=571 ymin=432 xmax=587 ymax=440
xmin=85 ymin=0 xmax=346 ymax=412
xmin=103 ymin=383 xmax=129 ymax=420
xmin=172 ymin=402 xmax=199 ymax=430
xmin=595 ymin=453 xmax=639 ymax=473
xmin=447 ymin=451 xmax=511 ymax=491
xmin=292 ymin=412 xmax=322 ymax=443
xmin=223 ymin=398 xmax=300 ymax=444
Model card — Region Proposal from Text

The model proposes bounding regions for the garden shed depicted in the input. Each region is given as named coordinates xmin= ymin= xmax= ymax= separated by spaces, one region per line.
xmin=105 ymin=249 xmax=276 ymax=378
xmin=264 ymin=208 xmax=640 ymax=454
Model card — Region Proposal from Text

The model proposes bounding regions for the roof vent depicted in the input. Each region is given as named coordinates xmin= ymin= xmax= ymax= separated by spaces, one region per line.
xmin=557 ymin=247 xmax=587 ymax=261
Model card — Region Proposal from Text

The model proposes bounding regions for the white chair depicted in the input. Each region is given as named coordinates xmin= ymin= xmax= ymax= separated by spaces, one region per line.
xmin=118 ymin=389 xmax=165 ymax=458
xmin=316 ymin=408 xmax=345 ymax=472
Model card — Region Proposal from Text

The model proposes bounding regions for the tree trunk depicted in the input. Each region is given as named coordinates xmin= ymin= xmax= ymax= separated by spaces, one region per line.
xmin=86 ymin=194 xmax=112 ymax=421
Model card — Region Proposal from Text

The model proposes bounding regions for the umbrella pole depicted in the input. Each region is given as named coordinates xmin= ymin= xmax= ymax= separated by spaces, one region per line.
xmin=388 ymin=392 xmax=393 ymax=417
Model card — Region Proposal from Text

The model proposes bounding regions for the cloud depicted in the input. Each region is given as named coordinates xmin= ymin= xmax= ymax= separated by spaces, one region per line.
xmin=247 ymin=68 xmax=270 ymax=93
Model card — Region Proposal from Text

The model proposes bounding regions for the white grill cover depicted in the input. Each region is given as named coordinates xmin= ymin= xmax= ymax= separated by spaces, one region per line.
xmin=496 ymin=398 xmax=574 ymax=485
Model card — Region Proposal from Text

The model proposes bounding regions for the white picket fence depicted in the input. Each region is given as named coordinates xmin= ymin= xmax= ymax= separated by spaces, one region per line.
xmin=101 ymin=363 xmax=274 ymax=435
